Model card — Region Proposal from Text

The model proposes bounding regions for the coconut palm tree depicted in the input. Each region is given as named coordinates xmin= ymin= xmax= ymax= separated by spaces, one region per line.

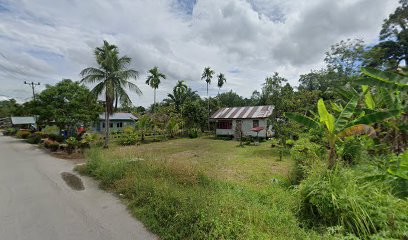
xmin=146 ymin=66 xmax=166 ymax=112
xmin=201 ymin=67 xmax=215 ymax=129
xmin=80 ymin=40 xmax=141 ymax=148
xmin=217 ymin=73 xmax=226 ymax=94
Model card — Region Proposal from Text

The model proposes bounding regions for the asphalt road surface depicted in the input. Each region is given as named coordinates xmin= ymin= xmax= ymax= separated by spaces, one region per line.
xmin=0 ymin=136 xmax=157 ymax=240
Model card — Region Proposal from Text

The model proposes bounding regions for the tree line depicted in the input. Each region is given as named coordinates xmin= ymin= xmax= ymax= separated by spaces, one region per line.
xmin=1 ymin=0 xmax=406 ymax=150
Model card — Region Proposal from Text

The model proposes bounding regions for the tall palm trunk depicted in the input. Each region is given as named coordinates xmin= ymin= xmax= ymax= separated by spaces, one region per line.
xmin=207 ymin=82 xmax=210 ymax=130
xmin=114 ymin=96 xmax=118 ymax=111
xmin=153 ymin=88 xmax=156 ymax=112
xmin=104 ymin=93 xmax=110 ymax=148
xmin=153 ymin=88 xmax=157 ymax=140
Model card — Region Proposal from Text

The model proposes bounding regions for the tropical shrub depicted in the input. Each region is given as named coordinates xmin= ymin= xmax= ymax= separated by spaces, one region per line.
xmin=118 ymin=133 xmax=138 ymax=146
xmin=136 ymin=115 xmax=151 ymax=141
xmin=289 ymin=138 xmax=324 ymax=184
xmin=285 ymin=139 xmax=295 ymax=147
xmin=44 ymin=139 xmax=59 ymax=152
xmin=26 ymin=133 xmax=42 ymax=144
xmin=42 ymin=125 xmax=59 ymax=135
xmin=188 ymin=128 xmax=199 ymax=138
xmin=16 ymin=130 xmax=31 ymax=139
xmin=3 ymin=127 xmax=17 ymax=136
xmin=66 ymin=137 xmax=78 ymax=154
xmin=122 ymin=125 xmax=135 ymax=134
xmin=387 ymin=150 xmax=408 ymax=181
xmin=338 ymin=137 xmax=364 ymax=165
xmin=48 ymin=133 xmax=65 ymax=143
xmin=80 ymin=132 xmax=100 ymax=148
xmin=34 ymin=131 xmax=48 ymax=138
xmin=298 ymin=168 xmax=408 ymax=239
xmin=166 ymin=117 xmax=180 ymax=138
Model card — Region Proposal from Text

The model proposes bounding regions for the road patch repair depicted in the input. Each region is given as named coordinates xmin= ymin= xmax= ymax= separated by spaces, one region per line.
xmin=61 ymin=172 xmax=85 ymax=190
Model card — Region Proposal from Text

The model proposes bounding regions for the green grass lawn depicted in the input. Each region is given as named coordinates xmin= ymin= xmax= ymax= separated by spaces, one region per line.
xmin=112 ymin=136 xmax=293 ymax=187
xmin=78 ymin=136 xmax=327 ymax=239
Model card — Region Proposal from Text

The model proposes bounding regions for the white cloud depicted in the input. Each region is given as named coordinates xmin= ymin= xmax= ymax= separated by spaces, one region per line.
xmin=0 ymin=0 xmax=400 ymax=106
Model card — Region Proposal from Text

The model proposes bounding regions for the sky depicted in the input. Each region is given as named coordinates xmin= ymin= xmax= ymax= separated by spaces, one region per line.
xmin=0 ymin=0 xmax=400 ymax=106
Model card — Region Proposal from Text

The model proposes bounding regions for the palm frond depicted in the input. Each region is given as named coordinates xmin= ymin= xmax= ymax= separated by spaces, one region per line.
xmin=127 ymin=82 xmax=143 ymax=96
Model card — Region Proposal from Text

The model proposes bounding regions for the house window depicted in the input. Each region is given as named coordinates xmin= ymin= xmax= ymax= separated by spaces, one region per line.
xmin=102 ymin=122 xmax=105 ymax=128
xmin=109 ymin=123 xmax=113 ymax=128
xmin=217 ymin=120 xmax=232 ymax=129
xmin=117 ymin=122 xmax=123 ymax=128
xmin=253 ymin=120 xmax=259 ymax=128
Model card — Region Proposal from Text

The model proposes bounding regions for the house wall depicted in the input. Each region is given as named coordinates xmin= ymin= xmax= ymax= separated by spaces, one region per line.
xmin=94 ymin=120 xmax=135 ymax=132
xmin=215 ymin=119 xmax=268 ymax=138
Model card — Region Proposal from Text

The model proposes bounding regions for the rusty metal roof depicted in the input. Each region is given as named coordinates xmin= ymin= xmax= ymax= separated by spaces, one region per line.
xmin=210 ymin=105 xmax=274 ymax=119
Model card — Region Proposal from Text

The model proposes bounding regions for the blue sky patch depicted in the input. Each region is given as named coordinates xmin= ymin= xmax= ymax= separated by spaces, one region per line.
xmin=176 ymin=0 xmax=196 ymax=15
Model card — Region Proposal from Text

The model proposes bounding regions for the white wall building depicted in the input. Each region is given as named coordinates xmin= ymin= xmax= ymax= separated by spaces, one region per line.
xmin=210 ymin=105 xmax=274 ymax=138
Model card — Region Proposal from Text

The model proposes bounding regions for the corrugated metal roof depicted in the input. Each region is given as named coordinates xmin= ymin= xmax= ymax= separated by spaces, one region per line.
xmin=11 ymin=116 xmax=36 ymax=125
xmin=98 ymin=112 xmax=138 ymax=121
xmin=210 ymin=105 xmax=274 ymax=119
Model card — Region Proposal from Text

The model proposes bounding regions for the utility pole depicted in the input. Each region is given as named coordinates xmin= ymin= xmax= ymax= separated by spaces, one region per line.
xmin=24 ymin=81 xmax=40 ymax=100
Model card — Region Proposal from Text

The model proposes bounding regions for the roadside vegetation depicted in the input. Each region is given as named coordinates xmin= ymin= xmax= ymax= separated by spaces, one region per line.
xmin=1 ymin=1 xmax=407 ymax=239
xmin=76 ymin=138 xmax=326 ymax=240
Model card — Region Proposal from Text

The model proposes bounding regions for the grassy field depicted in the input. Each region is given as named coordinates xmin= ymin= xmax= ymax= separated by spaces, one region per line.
xmin=77 ymin=136 xmax=327 ymax=239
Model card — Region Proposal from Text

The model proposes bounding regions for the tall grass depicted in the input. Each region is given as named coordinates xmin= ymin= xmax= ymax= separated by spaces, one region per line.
xmin=298 ymin=167 xmax=408 ymax=239
xmin=77 ymin=148 xmax=323 ymax=240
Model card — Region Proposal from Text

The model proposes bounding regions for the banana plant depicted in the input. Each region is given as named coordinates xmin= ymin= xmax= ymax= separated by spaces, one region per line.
xmin=358 ymin=68 xmax=408 ymax=153
xmin=359 ymin=67 xmax=408 ymax=91
xmin=286 ymin=97 xmax=399 ymax=169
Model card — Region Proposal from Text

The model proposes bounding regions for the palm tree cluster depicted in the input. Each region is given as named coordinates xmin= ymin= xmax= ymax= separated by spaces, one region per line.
xmin=80 ymin=41 xmax=228 ymax=147
xmin=201 ymin=67 xmax=227 ymax=129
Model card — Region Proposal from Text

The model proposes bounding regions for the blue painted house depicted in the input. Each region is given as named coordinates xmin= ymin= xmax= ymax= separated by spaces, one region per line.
xmin=94 ymin=112 xmax=138 ymax=133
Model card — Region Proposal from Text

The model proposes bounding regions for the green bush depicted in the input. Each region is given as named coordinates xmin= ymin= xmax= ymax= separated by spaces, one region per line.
xmin=338 ymin=137 xmax=364 ymax=165
xmin=42 ymin=125 xmax=59 ymax=135
xmin=16 ymin=130 xmax=31 ymax=139
xmin=65 ymin=137 xmax=78 ymax=154
xmin=188 ymin=128 xmax=199 ymax=138
xmin=26 ymin=134 xmax=41 ymax=144
xmin=289 ymin=138 xmax=325 ymax=184
xmin=298 ymin=168 xmax=408 ymax=239
xmin=3 ymin=127 xmax=17 ymax=136
xmin=80 ymin=132 xmax=100 ymax=148
xmin=44 ymin=139 xmax=59 ymax=152
xmin=48 ymin=133 xmax=65 ymax=143
xmin=285 ymin=139 xmax=295 ymax=148
xmin=118 ymin=133 xmax=138 ymax=146
xmin=34 ymin=131 xmax=48 ymax=138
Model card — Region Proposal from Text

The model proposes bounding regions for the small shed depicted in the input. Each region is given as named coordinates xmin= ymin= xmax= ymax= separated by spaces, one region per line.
xmin=95 ymin=112 xmax=138 ymax=132
xmin=210 ymin=105 xmax=274 ymax=138
xmin=10 ymin=116 xmax=37 ymax=129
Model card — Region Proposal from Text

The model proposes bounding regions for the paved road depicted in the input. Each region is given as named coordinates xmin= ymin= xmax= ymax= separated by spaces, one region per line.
xmin=0 ymin=136 xmax=157 ymax=240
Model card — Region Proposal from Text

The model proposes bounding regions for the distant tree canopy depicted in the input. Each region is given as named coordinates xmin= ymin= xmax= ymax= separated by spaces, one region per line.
xmin=32 ymin=79 xmax=101 ymax=129
xmin=0 ymin=99 xmax=21 ymax=118
xmin=365 ymin=0 xmax=408 ymax=69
